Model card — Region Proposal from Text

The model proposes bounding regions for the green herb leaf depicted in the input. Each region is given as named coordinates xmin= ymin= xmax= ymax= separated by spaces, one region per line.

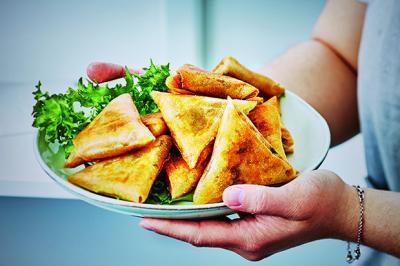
xmin=145 ymin=176 xmax=194 ymax=205
xmin=32 ymin=61 xmax=175 ymax=204
xmin=32 ymin=61 xmax=170 ymax=158
xmin=145 ymin=177 xmax=172 ymax=204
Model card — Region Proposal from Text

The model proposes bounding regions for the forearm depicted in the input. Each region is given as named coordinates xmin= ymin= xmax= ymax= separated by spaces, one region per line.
xmin=336 ymin=185 xmax=400 ymax=257
xmin=260 ymin=40 xmax=359 ymax=145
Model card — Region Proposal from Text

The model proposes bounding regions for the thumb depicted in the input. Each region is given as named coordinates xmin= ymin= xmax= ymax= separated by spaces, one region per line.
xmin=223 ymin=184 xmax=295 ymax=217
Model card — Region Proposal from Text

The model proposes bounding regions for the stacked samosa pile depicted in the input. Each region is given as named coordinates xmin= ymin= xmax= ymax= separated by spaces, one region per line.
xmin=66 ymin=56 xmax=297 ymax=204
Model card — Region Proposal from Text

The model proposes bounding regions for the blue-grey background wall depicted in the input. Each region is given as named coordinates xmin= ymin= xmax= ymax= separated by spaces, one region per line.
xmin=0 ymin=196 xmax=347 ymax=266
xmin=0 ymin=1 xmax=366 ymax=265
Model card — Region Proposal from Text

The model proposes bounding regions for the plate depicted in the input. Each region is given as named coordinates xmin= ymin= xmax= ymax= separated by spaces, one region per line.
xmin=34 ymin=90 xmax=330 ymax=219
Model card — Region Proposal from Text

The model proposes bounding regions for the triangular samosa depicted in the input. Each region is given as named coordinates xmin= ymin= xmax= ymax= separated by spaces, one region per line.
xmin=65 ymin=111 xmax=164 ymax=168
xmin=193 ymin=98 xmax=297 ymax=204
xmin=140 ymin=112 xmax=167 ymax=137
xmin=151 ymin=91 xmax=257 ymax=168
xmin=212 ymin=56 xmax=285 ymax=97
xmin=64 ymin=149 xmax=86 ymax=168
xmin=275 ymin=97 xmax=294 ymax=154
xmin=66 ymin=93 xmax=155 ymax=165
xmin=281 ymin=125 xmax=294 ymax=154
xmin=248 ymin=96 xmax=287 ymax=160
xmin=164 ymin=143 xmax=211 ymax=199
xmin=68 ymin=135 xmax=172 ymax=203
xmin=165 ymin=64 xmax=259 ymax=99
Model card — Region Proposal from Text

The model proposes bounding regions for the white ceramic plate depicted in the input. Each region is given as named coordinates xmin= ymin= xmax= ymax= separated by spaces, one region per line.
xmin=34 ymin=90 xmax=330 ymax=219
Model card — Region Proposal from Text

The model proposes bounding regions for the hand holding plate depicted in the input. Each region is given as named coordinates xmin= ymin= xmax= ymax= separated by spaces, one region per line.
xmin=140 ymin=169 xmax=354 ymax=261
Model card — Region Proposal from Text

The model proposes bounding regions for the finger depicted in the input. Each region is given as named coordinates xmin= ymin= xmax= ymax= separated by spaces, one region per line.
xmin=87 ymin=62 xmax=142 ymax=83
xmin=222 ymin=184 xmax=297 ymax=217
xmin=139 ymin=218 xmax=242 ymax=248
xmin=140 ymin=218 xmax=266 ymax=261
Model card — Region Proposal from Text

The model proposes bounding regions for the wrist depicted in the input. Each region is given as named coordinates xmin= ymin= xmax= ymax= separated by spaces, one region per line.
xmin=331 ymin=183 xmax=360 ymax=241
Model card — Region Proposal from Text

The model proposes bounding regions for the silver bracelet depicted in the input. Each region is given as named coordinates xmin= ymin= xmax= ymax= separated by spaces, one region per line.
xmin=346 ymin=185 xmax=365 ymax=263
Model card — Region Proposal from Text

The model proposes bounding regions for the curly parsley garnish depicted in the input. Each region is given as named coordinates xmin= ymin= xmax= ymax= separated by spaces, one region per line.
xmin=32 ymin=61 xmax=170 ymax=157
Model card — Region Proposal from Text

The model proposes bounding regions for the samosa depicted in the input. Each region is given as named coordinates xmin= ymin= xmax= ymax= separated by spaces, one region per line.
xmin=68 ymin=135 xmax=172 ymax=203
xmin=275 ymin=97 xmax=295 ymax=154
xmin=141 ymin=112 xmax=168 ymax=137
xmin=164 ymin=144 xmax=211 ymax=199
xmin=64 ymin=93 xmax=155 ymax=167
xmin=64 ymin=149 xmax=85 ymax=168
xmin=165 ymin=64 xmax=259 ymax=100
xmin=193 ymin=98 xmax=297 ymax=204
xmin=151 ymin=91 xmax=257 ymax=168
xmin=281 ymin=125 xmax=294 ymax=154
xmin=248 ymin=96 xmax=287 ymax=160
xmin=65 ymin=110 xmax=164 ymax=168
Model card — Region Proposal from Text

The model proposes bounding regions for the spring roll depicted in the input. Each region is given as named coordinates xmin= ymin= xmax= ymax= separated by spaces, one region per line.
xmin=212 ymin=56 xmax=285 ymax=97
xmin=165 ymin=64 xmax=259 ymax=99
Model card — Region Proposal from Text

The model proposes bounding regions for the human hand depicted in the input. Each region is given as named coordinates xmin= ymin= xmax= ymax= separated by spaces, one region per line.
xmin=140 ymin=169 xmax=358 ymax=261
xmin=86 ymin=62 xmax=142 ymax=83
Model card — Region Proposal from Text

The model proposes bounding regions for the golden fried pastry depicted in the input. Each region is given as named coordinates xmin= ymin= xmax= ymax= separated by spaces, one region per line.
xmin=281 ymin=125 xmax=294 ymax=154
xmin=165 ymin=64 xmax=259 ymax=99
xmin=193 ymin=98 xmax=296 ymax=204
xmin=212 ymin=56 xmax=285 ymax=97
xmin=141 ymin=112 xmax=168 ymax=137
xmin=164 ymin=144 xmax=211 ymax=199
xmin=68 ymin=135 xmax=172 ymax=203
xmin=64 ymin=148 xmax=85 ymax=168
xmin=65 ymin=93 xmax=155 ymax=167
xmin=151 ymin=91 xmax=256 ymax=168
xmin=248 ymin=96 xmax=286 ymax=160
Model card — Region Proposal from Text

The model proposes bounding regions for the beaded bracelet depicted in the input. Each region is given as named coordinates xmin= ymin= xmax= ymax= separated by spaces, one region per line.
xmin=346 ymin=185 xmax=365 ymax=263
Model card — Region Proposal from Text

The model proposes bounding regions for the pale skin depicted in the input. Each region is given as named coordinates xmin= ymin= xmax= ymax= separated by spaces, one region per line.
xmin=89 ymin=0 xmax=400 ymax=261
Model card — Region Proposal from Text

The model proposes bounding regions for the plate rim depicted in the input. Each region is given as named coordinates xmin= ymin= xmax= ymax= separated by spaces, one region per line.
xmin=284 ymin=90 xmax=331 ymax=172
xmin=33 ymin=90 xmax=330 ymax=212
xmin=33 ymin=138 xmax=227 ymax=211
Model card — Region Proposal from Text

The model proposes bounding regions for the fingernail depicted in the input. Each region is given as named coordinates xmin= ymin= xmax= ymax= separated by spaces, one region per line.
xmin=225 ymin=187 xmax=243 ymax=207
xmin=140 ymin=221 xmax=156 ymax=232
